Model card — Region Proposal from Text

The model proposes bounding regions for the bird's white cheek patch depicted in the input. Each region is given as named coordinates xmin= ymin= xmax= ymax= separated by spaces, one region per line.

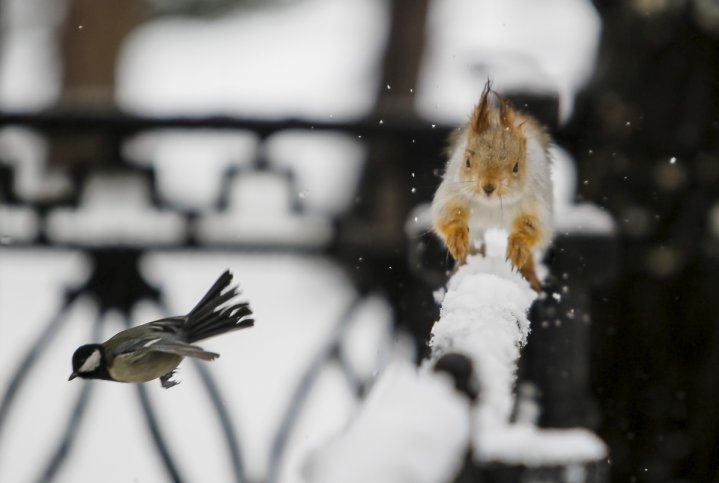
xmin=79 ymin=349 xmax=102 ymax=373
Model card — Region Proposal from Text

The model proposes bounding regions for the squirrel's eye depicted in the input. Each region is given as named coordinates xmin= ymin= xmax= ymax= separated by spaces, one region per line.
xmin=466 ymin=158 xmax=471 ymax=168
xmin=512 ymin=162 xmax=519 ymax=173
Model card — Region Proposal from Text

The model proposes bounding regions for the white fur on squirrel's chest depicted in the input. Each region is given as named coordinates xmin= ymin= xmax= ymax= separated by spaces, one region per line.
xmin=466 ymin=195 xmax=524 ymax=233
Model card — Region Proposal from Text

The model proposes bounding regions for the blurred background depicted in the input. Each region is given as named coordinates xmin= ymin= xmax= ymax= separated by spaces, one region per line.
xmin=0 ymin=0 xmax=718 ymax=482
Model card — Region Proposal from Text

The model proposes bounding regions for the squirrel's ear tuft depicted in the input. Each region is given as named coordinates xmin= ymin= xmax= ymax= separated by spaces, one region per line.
xmin=470 ymin=80 xmax=492 ymax=135
xmin=499 ymin=98 xmax=516 ymax=129
xmin=500 ymin=98 xmax=526 ymax=142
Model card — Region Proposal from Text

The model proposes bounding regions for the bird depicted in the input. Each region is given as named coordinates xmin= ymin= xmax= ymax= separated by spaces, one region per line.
xmin=69 ymin=270 xmax=253 ymax=389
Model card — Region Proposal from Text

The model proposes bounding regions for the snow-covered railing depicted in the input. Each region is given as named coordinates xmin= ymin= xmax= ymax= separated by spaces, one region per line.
xmin=0 ymin=107 xmax=617 ymax=482
xmin=304 ymin=358 xmax=473 ymax=483
xmin=306 ymin=252 xmax=607 ymax=483
xmin=429 ymin=255 xmax=534 ymax=430
xmin=0 ymin=110 xmax=451 ymax=483
xmin=431 ymin=254 xmax=607 ymax=475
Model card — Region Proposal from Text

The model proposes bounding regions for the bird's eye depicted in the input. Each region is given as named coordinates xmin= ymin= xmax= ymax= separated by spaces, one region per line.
xmin=512 ymin=162 xmax=519 ymax=173
xmin=466 ymin=158 xmax=471 ymax=168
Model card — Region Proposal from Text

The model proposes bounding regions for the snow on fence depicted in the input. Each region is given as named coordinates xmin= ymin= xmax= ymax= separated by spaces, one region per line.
xmin=429 ymin=253 xmax=607 ymax=471
xmin=429 ymin=254 xmax=534 ymax=430
xmin=307 ymin=239 xmax=607 ymax=482
xmin=304 ymin=358 xmax=472 ymax=483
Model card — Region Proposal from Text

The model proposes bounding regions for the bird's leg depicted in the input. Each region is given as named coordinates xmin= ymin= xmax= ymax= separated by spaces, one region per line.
xmin=160 ymin=370 xmax=180 ymax=389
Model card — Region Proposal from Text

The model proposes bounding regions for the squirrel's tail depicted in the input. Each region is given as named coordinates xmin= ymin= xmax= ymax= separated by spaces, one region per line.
xmin=184 ymin=270 xmax=254 ymax=343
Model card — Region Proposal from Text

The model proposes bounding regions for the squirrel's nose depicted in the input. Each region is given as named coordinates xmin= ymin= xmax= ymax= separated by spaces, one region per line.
xmin=482 ymin=183 xmax=496 ymax=195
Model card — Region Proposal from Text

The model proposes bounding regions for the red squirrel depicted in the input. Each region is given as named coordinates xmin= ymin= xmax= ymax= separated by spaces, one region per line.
xmin=431 ymin=82 xmax=553 ymax=291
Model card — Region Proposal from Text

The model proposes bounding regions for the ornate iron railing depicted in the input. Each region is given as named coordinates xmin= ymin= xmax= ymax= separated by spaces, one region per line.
xmin=0 ymin=110 xmax=445 ymax=483
xmin=0 ymin=109 xmax=613 ymax=482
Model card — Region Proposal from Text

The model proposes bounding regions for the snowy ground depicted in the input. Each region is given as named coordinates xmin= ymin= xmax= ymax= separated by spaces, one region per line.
xmin=0 ymin=0 xmax=605 ymax=482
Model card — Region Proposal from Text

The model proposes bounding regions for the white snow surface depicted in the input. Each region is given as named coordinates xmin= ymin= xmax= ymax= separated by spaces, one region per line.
xmin=304 ymin=360 xmax=471 ymax=483
xmin=195 ymin=172 xmax=333 ymax=246
xmin=116 ymin=0 xmax=389 ymax=120
xmin=45 ymin=173 xmax=186 ymax=244
xmin=428 ymin=252 xmax=608 ymax=467
xmin=430 ymin=255 xmax=535 ymax=428
xmin=0 ymin=0 xmax=63 ymax=111
xmin=554 ymin=203 xmax=616 ymax=236
xmin=417 ymin=0 xmax=601 ymax=124
xmin=264 ymin=131 xmax=367 ymax=216
xmin=0 ymin=206 xmax=38 ymax=241
xmin=123 ymin=130 xmax=259 ymax=210
xmin=123 ymin=128 xmax=365 ymax=220
xmin=476 ymin=425 xmax=607 ymax=466
xmin=551 ymin=145 xmax=616 ymax=235
xmin=0 ymin=128 xmax=73 ymax=201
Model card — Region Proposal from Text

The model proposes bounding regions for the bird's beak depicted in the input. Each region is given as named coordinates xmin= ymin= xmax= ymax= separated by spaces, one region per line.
xmin=68 ymin=372 xmax=78 ymax=381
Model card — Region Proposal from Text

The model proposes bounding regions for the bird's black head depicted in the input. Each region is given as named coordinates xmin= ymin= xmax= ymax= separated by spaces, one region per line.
xmin=69 ymin=344 xmax=110 ymax=381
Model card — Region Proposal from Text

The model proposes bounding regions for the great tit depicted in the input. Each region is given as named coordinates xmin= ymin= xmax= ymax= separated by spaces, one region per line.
xmin=69 ymin=270 xmax=253 ymax=388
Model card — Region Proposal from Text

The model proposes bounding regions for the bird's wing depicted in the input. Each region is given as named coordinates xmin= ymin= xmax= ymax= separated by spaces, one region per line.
xmin=147 ymin=340 xmax=219 ymax=361
xmin=145 ymin=316 xmax=187 ymax=334
xmin=113 ymin=337 xmax=219 ymax=361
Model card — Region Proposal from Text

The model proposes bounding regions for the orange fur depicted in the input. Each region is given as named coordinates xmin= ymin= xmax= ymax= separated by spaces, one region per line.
xmin=435 ymin=201 xmax=470 ymax=264
xmin=470 ymin=81 xmax=492 ymax=135
xmin=507 ymin=210 xmax=544 ymax=291
xmin=463 ymin=89 xmax=528 ymax=200
xmin=432 ymin=81 xmax=553 ymax=291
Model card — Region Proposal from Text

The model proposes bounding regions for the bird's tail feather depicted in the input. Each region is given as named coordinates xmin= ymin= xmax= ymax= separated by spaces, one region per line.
xmin=185 ymin=270 xmax=254 ymax=343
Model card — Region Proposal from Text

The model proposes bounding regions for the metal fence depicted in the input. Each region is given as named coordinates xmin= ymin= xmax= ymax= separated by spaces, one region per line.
xmin=0 ymin=110 xmax=612 ymax=482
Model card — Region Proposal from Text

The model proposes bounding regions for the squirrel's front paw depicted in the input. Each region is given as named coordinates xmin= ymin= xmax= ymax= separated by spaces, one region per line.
xmin=446 ymin=226 xmax=470 ymax=264
xmin=506 ymin=235 xmax=541 ymax=291
xmin=506 ymin=234 xmax=531 ymax=269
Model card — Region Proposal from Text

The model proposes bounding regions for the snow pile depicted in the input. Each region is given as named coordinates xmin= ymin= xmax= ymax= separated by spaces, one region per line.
xmin=0 ymin=0 xmax=63 ymax=111
xmin=0 ymin=206 xmax=38 ymax=241
xmin=264 ymin=132 xmax=366 ymax=217
xmin=429 ymin=254 xmax=608 ymax=467
xmin=477 ymin=425 xmax=607 ymax=467
xmin=304 ymin=361 xmax=471 ymax=483
xmin=0 ymin=128 xmax=72 ymax=201
xmin=123 ymin=130 xmax=259 ymax=210
xmin=45 ymin=172 xmax=185 ymax=244
xmin=551 ymin=146 xmax=615 ymax=236
xmin=116 ymin=0 xmax=388 ymax=119
xmin=417 ymin=0 xmax=600 ymax=124
xmin=430 ymin=255 xmax=536 ymax=428
xmin=195 ymin=171 xmax=333 ymax=247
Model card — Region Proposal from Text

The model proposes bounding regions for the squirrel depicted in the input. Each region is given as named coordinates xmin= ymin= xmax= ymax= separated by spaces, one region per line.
xmin=431 ymin=81 xmax=553 ymax=291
